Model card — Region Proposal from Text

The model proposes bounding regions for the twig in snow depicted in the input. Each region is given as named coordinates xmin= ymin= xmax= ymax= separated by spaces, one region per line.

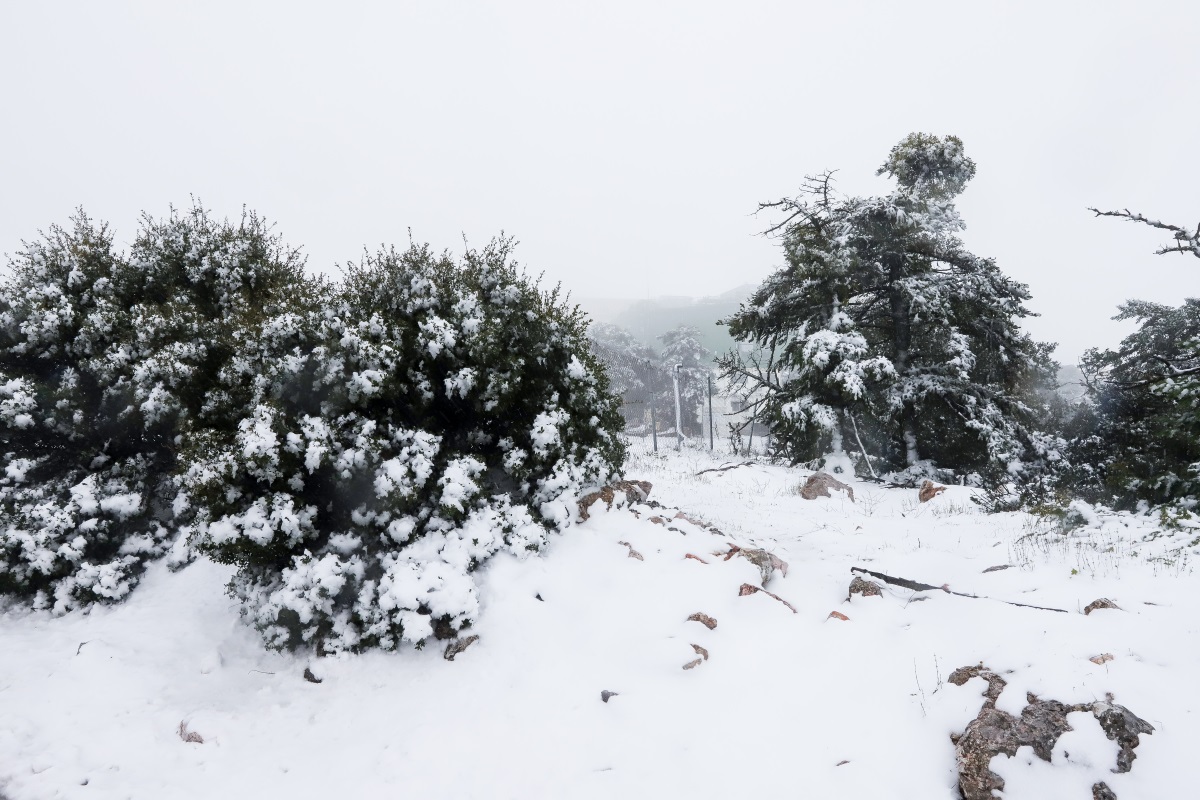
xmin=849 ymin=567 xmax=1069 ymax=613
xmin=738 ymin=582 xmax=798 ymax=613
xmin=694 ymin=461 xmax=757 ymax=476
xmin=75 ymin=641 xmax=89 ymax=656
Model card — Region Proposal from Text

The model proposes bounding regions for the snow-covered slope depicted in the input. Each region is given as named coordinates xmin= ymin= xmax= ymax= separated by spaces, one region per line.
xmin=2 ymin=444 xmax=1196 ymax=799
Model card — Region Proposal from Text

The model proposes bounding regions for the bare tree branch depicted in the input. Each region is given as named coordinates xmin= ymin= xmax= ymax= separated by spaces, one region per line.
xmin=1089 ymin=207 xmax=1200 ymax=258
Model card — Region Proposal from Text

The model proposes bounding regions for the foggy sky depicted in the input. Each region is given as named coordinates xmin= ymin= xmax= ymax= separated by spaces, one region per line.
xmin=2 ymin=1 xmax=1197 ymax=362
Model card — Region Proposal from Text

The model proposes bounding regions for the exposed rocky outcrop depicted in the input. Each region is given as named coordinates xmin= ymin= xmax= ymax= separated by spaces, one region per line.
xmin=578 ymin=480 xmax=653 ymax=520
xmin=948 ymin=664 xmax=1154 ymax=800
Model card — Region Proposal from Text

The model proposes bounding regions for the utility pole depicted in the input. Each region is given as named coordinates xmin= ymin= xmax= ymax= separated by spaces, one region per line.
xmin=707 ymin=374 xmax=714 ymax=451
xmin=672 ymin=364 xmax=683 ymax=451
xmin=645 ymin=359 xmax=657 ymax=453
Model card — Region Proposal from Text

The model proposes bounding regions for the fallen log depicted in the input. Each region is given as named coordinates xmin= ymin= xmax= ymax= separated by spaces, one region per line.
xmin=849 ymin=567 xmax=1069 ymax=613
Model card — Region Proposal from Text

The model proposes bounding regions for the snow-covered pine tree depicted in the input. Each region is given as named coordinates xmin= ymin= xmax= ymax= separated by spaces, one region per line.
xmin=721 ymin=134 xmax=1059 ymax=483
xmin=187 ymin=238 xmax=625 ymax=653
xmin=657 ymin=325 xmax=713 ymax=437
xmin=588 ymin=321 xmax=659 ymax=401
xmin=0 ymin=206 xmax=311 ymax=612
xmin=1069 ymin=208 xmax=1200 ymax=510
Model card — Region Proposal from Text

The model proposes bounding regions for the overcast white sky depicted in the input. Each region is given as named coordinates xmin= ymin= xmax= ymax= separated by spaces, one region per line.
xmin=2 ymin=1 xmax=1197 ymax=362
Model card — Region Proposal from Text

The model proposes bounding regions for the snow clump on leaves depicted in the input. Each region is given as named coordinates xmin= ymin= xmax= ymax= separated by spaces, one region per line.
xmin=0 ymin=207 xmax=310 ymax=612
xmin=187 ymin=238 xmax=625 ymax=653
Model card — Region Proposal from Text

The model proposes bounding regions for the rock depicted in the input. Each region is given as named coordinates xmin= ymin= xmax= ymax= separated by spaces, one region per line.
xmin=1089 ymin=653 xmax=1114 ymax=666
xmin=601 ymin=690 xmax=618 ymax=703
xmin=1092 ymin=782 xmax=1118 ymax=800
xmin=691 ymin=644 xmax=709 ymax=661
xmin=724 ymin=545 xmax=788 ymax=586
xmin=827 ymin=611 xmax=850 ymax=621
xmin=682 ymin=658 xmax=703 ymax=670
xmin=982 ymin=564 xmax=1013 ymax=573
xmin=1093 ymin=701 xmax=1156 ymax=773
xmin=948 ymin=664 xmax=1154 ymax=799
xmin=918 ymin=480 xmax=946 ymax=502
xmin=303 ymin=667 xmax=323 ymax=684
xmin=687 ymin=612 xmax=718 ymax=630
xmin=848 ymin=576 xmax=883 ymax=599
xmin=578 ymin=480 xmax=653 ymax=520
xmin=684 ymin=553 xmax=709 ymax=564
xmin=799 ymin=472 xmax=855 ymax=502
xmin=617 ymin=540 xmax=644 ymax=561
xmin=1085 ymin=598 xmax=1121 ymax=615
xmin=177 ymin=721 xmax=204 ymax=744
xmin=443 ymin=635 xmax=480 ymax=661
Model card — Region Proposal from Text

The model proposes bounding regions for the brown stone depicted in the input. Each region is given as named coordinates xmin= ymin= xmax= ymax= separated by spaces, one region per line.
xmin=617 ymin=541 xmax=644 ymax=561
xmin=918 ymin=480 xmax=946 ymax=503
xmin=443 ymin=635 xmax=480 ymax=661
xmin=799 ymin=472 xmax=855 ymax=501
xmin=578 ymin=480 xmax=653 ymax=520
xmin=848 ymin=576 xmax=883 ymax=599
xmin=1085 ymin=598 xmax=1121 ymax=615
xmin=1089 ymin=653 xmax=1114 ymax=666
xmin=827 ymin=611 xmax=850 ymax=621
xmin=178 ymin=721 xmax=204 ymax=744
xmin=687 ymin=612 xmax=718 ymax=630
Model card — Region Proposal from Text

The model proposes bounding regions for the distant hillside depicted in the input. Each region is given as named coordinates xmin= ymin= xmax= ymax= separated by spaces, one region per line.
xmin=577 ymin=284 xmax=757 ymax=361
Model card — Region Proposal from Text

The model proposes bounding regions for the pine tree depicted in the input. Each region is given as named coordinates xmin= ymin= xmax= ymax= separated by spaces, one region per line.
xmin=721 ymin=134 xmax=1059 ymax=483
xmin=1069 ymin=208 xmax=1200 ymax=509
xmin=588 ymin=321 xmax=659 ymax=401
xmin=657 ymin=325 xmax=713 ymax=437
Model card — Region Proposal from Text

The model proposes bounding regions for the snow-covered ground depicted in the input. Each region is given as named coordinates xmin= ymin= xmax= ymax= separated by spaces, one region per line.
xmin=2 ymin=441 xmax=1197 ymax=799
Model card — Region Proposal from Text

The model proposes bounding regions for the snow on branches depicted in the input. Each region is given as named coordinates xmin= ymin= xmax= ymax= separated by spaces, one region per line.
xmin=722 ymin=134 xmax=1060 ymax=486
xmin=1 ymin=210 xmax=625 ymax=654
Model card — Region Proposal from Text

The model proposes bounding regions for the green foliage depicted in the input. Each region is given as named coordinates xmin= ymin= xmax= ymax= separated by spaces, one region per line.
xmin=721 ymin=135 xmax=1059 ymax=485
xmin=1 ymin=208 xmax=625 ymax=654
xmin=0 ymin=207 xmax=309 ymax=611
xmin=1068 ymin=299 xmax=1200 ymax=509
xmin=182 ymin=237 xmax=624 ymax=652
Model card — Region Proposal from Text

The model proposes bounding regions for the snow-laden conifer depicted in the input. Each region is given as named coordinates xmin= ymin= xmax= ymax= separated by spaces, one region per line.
xmin=1069 ymin=207 xmax=1200 ymax=510
xmin=721 ymin=134 xmax=1060 ymax=485
xmin=657 ymin=325 xmax=714 ymax=437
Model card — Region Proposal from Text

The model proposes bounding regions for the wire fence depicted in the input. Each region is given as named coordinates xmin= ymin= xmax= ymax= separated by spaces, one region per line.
xmin=617 ymin=396 xmax=771 ymax=455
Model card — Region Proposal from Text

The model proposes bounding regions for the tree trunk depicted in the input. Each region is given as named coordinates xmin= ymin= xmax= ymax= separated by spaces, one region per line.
xmin=888 ymin=258 xmax=920 ymax=465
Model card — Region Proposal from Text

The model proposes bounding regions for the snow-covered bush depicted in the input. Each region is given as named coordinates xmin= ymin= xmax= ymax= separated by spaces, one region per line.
xmin=188 ymin=238 xmax=624 ymax=653
xmin=0 ymin=208 xmax=309 ymax=612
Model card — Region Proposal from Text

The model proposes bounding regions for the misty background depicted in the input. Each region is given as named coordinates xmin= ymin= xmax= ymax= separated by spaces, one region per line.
xmin=2 ymin=1 xmax=1197 ymax=365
